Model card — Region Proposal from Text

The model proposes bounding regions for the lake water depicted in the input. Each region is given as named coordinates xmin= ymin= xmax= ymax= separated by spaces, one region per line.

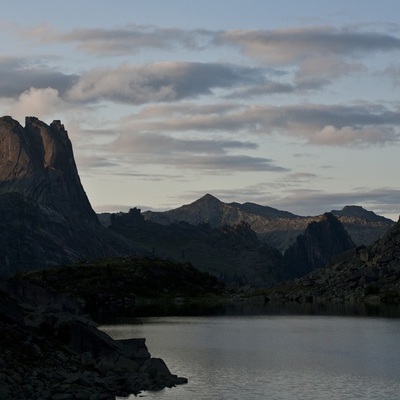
xmin=101 ymin=308 xmax=400 ymax=400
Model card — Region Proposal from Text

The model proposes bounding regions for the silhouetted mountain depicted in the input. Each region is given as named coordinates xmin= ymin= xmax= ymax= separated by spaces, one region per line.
xmin=142 ymin=195 xmax=394 ymax=251
xmin=283 ymin=212 xmax=356 ymax=278
xmin=0 ymin=116 xmax=134 ymax=276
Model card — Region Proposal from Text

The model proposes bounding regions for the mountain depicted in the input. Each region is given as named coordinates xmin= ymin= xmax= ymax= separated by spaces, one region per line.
xmin=268 ymin=218 xmax=400 ymax=304
xmin=0 ymin=116 xmax=134 ymax=276
xmin=0 ymin=116 xmax=96 ymax=221
xmin=142 ymin=194 xmax=316 ymax=251
xmin=108 ymin=207 xmax=285 ymax=286
xmin=283 ymin=212 xmax=356 ymax=278
xmin=142 ymin=194 xmax=394 ymax=251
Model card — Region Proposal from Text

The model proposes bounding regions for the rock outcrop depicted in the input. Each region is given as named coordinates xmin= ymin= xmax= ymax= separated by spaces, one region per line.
xmin=0 ymin=116 xmax=134 ymax=276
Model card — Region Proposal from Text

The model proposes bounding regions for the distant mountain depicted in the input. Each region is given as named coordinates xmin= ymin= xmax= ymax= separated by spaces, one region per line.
xmin=142 ymin=194 xmax=394 ymax=251
xmin=0 ymin=116 xmax=134 ymax=276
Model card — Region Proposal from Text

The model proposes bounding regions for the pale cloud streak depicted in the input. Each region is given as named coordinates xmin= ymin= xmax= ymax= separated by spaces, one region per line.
xmin=217 ymin=26 xmax=400 ymax=83
xmin=118 ymin=103 xmax=400 ymax=147
xmin=66 ymin=62 xmax=267 ymax=104
xmin=216 ymin=26 xmax=400 ymax=64
xmin=19 ymin=23 xmax=215 ymax=54
xmin=88 ymin=131 xmax=287 ymax=173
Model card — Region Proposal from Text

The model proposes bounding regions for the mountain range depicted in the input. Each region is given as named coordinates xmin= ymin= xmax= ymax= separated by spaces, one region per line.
xmin=141 ymin=194 xmax=394 ymax=251
xmin=0 ymin=116 xmax=396 ymax=289
xmin=104 ymin=196 xmax=392 ymax=285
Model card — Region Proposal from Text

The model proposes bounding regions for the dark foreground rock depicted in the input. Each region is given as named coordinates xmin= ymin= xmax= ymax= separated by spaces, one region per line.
xmin=0 ymin=280 xmax=187 ymax=399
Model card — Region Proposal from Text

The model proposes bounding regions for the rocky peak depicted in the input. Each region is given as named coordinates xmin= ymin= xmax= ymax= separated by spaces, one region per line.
xmin=0 ymin=115 xmax=96 ymax=223
xmin=0 ymin=116 xmax=134 ymax=276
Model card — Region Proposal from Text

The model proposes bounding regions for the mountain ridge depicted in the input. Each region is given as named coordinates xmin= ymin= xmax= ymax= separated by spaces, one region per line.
xmin=141 ymin=194 xmax=394 ymax=251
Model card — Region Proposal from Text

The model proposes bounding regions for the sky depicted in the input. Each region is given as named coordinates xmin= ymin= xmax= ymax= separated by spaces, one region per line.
xmin=1 ymin=0 xmax=400 ymax=220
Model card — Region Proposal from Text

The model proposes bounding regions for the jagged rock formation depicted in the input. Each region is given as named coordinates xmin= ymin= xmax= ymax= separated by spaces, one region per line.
xmin=283 ymin=213 xmax=356 ymax=278
xmin=267 ymin=217 xmax=400 ymax=304
xmin=142 ymin=194 xmax=394 ymax=251
xmin=0 ymin=116 xmax=134 ymax=276
xmin=0 ymin=116 xmax=96 ymax=220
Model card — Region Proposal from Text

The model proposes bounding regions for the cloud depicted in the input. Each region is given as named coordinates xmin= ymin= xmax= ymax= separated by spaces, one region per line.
xmin=21 ymin=23 xmax=400 ymax=60
xmin=217 ymin=26 xmax=400 ymax=65
xmin=0 ymin=56 xmax=78 ymax=98
xmin=6 ymin=87 xmax=64 ymax=122
xmin=112 ymin=132 xmax=257 ymax=155
xmin=104 ymin=132 xmax=286 ymax=172
xmin=20 ymin=23 xmax=215 ymax=55
xmin=295 ymin=54 xmax=364 ymax=88
xmin=119 ymin=102 xmax=400 ymax=146
xmin=10 ymin=23 xmax=400 ymax=96
xmin=67 ymin=62 xmax=267 ymax=104
xmin=224 ymin=81 xmax=296 ymax=99
xmin=311 ymin=125 xmax=397 ymax=146
xmin=154 ymin=154 xmax=288 ymax=172
xmin=217 ymin=26 xmax=400 ymax=83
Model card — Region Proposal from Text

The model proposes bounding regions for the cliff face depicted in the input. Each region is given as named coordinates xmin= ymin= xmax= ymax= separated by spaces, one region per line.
xmin=0 ymin=116 xmax=133 ymax=276
xmin=0 ymin=116 xmax=97 ymax=223
xmin=283 ymin=213 xmax=356 ymax=278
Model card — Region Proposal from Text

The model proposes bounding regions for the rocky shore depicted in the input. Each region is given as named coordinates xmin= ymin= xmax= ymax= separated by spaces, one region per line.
xmin=0 ymin=280 xmax=187 ymax=399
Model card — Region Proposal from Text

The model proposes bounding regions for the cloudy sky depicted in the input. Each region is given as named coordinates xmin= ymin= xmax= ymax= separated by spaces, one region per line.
xmin=1 ymin=0 xmax=400 ymax=220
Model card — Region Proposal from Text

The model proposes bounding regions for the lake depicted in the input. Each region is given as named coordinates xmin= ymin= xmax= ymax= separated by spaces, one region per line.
xmin=101 ymin=306 xmax=400 ymax=400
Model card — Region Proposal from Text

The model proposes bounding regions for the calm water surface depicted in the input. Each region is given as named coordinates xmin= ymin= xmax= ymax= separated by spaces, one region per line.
xmin=101 ymin=312 xmax=400 ymax=400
